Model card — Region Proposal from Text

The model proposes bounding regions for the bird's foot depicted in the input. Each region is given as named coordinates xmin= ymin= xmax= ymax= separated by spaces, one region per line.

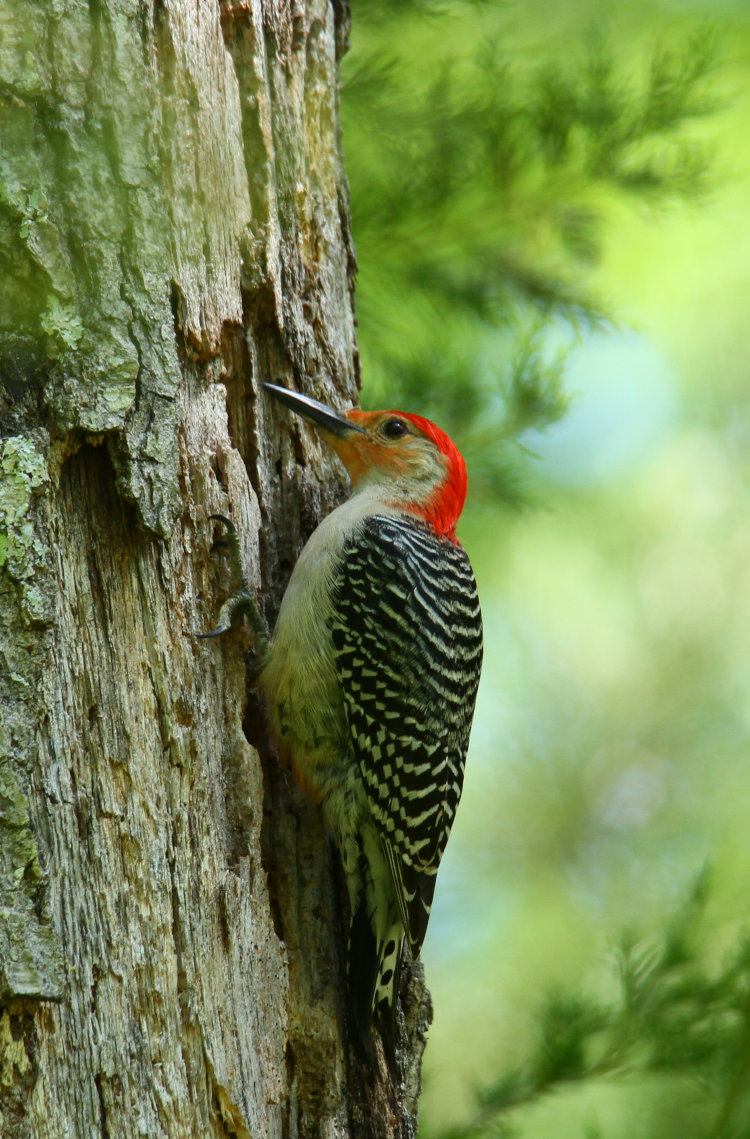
xmin=197 ymin=514 xmax=269 ymax=658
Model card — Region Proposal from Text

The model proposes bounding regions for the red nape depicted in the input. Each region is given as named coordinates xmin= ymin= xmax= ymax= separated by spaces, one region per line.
xmin=398 ymin=412 xmax=468 ymax=540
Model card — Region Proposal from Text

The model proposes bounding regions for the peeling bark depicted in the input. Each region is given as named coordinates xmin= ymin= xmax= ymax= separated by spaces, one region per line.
xmin=0 ymin=2 xmax=427 ymax=1136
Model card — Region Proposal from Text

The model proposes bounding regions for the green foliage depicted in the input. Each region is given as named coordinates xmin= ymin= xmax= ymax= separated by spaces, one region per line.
xmin=424 ymin=875 xmax=750 ymax=1139
xmin=342 ymin=3 xmax=720 ymax=500
xmin=342 ymin=13 xmax=745 ymax=1138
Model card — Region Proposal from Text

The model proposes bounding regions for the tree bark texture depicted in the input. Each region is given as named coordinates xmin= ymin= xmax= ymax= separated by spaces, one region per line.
xmin=0 ymin=2 xmax=429 ymax=1136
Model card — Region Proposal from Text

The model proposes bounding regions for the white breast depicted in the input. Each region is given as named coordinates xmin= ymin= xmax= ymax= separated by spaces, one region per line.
xmin=260 ymin=488 xmax=400 ymax=792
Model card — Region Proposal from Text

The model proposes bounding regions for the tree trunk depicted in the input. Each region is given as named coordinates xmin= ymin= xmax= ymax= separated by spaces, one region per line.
xmin=0 ymin=2 xmax=429 ymax=1135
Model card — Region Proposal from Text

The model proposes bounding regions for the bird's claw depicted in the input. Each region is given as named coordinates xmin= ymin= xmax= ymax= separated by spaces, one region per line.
xmin=198 ymin=516 xmax=269 ymax=658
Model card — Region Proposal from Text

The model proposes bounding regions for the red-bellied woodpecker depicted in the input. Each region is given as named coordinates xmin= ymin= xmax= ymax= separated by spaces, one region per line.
xmin=203 ymin=382 xmax=483 ymax=1064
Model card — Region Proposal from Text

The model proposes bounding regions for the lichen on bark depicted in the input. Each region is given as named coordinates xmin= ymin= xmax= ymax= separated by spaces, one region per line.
xmin=0 ymin=432 xmax=62 ymax=1005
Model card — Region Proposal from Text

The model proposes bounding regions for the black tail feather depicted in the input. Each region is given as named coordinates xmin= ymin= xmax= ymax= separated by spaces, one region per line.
xmin=348 ymin=900 xmax=380 ymax=1064
xmin=347 ymin=905 xmax=406 ymax=1072
xmin=373 ymin=947 xmax=403 ymax=1071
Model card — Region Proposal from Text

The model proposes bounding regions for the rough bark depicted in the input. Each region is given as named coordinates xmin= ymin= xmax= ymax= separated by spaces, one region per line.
xmin=0 ymin=2 xmax=429 ymax=1136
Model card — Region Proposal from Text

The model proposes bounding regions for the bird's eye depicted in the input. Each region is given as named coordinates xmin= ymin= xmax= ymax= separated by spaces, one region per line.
xmin=382 ymin=418 xmax=408 ymax=440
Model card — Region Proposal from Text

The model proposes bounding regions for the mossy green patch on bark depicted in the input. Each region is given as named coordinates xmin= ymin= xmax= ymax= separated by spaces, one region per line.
xmin=0 ymin=433 xmax=52 ymax=626
xmin=0 ymin=1 xmax=185 ymax=536
xmin=0 ymin=435 xmax=62 ymax=1003
xmin=0 ymin=715 xmax=63 ymax=1004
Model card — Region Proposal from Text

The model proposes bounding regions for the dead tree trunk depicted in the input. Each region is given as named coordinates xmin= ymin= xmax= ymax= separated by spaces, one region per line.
xmin=0 ymin=2 xmax=429 ymax=1135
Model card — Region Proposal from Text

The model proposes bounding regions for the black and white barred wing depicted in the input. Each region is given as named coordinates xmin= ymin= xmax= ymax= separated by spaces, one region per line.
xmin=330 ymin=514 xmax=483 ymax=954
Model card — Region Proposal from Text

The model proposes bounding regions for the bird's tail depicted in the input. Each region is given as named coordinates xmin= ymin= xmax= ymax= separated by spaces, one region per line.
xmin=372 ymin=924 xmax=404 ymax=1067
xmin=348 ymin=898 xmax=380 ymax=1064
xmin=348 ymin=900 xmax=404 ymax=1068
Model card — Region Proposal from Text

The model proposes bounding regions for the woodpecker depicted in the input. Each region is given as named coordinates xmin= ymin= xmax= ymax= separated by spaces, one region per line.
xmin=203 ymin=382 xmax=483 ymax=1064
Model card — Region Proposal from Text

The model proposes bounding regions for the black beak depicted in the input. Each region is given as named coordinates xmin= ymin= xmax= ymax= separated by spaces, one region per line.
xmin=264 ymin=382 xmax=365 ymax=438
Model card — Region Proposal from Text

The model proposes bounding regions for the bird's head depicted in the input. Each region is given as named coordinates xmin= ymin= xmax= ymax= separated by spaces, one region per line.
xmin=264 ymin=383 xmax=467 ymax=538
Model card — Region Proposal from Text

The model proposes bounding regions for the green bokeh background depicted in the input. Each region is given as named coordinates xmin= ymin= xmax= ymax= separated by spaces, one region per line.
xmin=343 ymin=1 xmax=750 ymax=1134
